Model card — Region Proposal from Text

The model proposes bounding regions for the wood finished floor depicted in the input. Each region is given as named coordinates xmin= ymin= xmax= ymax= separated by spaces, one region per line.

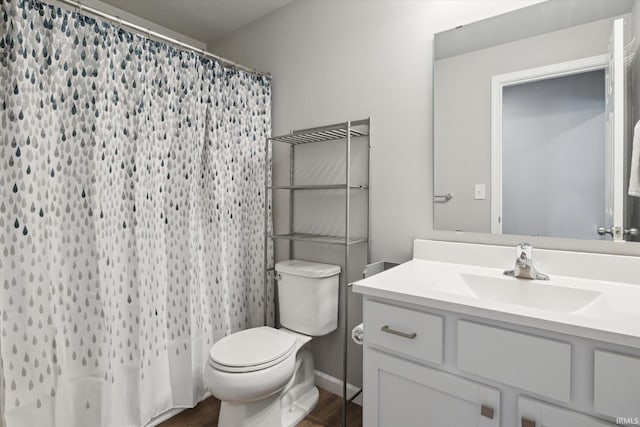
xmin=158 ymin=389 xmax=362 ymax=427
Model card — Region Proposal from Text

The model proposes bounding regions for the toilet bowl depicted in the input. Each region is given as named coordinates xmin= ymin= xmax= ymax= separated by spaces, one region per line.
xmin=205 ymin=260 xmax=340 ymax=427
xmin=205 ymin=327 xmax=318 ymax=427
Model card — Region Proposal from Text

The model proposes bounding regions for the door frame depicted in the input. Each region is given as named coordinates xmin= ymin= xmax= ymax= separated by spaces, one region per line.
xmin=490 ymin=54 xmax=608 ymax=234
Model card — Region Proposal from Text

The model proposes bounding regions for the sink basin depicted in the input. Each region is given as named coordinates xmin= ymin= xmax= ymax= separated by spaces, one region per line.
xmin=461 ymin=273 xmax=603 ymax=313
xmin=352 ymin=241 xmax=640 ymax=348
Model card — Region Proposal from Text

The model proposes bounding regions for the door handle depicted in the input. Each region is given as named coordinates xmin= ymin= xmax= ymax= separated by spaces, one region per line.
xmin=434 ymin=192 xmax=453 ymax=203
xmin=597 ymin=226 xmax=614 ymax=236
xmin=597 ymin=227 xmax=639 ymax=237
xmin=625 ymin=228 xmax=639 ymax=237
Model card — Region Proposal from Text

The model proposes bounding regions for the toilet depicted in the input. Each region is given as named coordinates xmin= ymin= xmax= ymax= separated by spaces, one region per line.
xmin=205 ymin=260 xmax=340 ymax=427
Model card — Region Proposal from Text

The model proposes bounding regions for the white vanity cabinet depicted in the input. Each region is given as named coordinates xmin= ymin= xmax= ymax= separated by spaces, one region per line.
xmin=354 ymin=240 xmax=640 ymax=427
xmin=364 ymin=349 xmax=500 ymax=427
xmin=361 ymin=296 xmax=638 ymax=426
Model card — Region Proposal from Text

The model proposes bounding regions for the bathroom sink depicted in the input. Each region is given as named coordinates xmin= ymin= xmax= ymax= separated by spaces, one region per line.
xmin=352 ymin=240 xmax=640 ymax=348
xmin=460 ymin=273 xmax=603 ymax=313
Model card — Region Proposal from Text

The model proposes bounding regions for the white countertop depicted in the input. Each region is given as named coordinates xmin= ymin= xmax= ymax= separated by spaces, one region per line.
xmin=353 ymin=250 xmax=640 ymax=348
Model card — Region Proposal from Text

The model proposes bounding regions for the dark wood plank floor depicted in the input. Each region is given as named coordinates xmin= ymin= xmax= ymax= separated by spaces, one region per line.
xmin=158 ymin=389 xmax=362 ymax=427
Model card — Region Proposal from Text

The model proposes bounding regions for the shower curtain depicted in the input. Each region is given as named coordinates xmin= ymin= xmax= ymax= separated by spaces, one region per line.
xmin=0 ymin=1 xmax=272 ymax=426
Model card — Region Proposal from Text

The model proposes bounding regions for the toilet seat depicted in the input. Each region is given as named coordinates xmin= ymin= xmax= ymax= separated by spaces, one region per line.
xmin=209 ymin=327 xmax=297 ymax=373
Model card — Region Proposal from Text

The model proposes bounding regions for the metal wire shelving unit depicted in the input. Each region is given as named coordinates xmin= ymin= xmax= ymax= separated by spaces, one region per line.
xmin=263 ymin=118 xmax=371 ymax=427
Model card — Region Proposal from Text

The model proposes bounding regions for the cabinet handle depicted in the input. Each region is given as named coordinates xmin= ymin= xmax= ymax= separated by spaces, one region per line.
xmin=480 ymin=404 xmax=494 ymax=419
xmin=381 ymin=325 xmax=417 ymax=339
xmin=521 ymin=417 xmax=536 ymax=427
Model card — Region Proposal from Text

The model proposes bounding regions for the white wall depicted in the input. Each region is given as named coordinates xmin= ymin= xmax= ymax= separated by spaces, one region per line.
xmin=47 ymin=0 xmax=206 ymax=49
xmin=214 ymin=0 xmax=541 ymax=265
xmin=213 ymin=0 xmax=542 ymax=390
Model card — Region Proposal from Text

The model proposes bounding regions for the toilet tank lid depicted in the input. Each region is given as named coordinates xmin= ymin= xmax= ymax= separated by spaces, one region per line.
xmin=275 ymin=259 xmax=341 ymax=278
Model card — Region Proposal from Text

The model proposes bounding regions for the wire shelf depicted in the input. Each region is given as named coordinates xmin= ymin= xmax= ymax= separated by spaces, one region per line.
xmin=269 ymin=184 xmax=368 ymax=190
xmin=267 ymin=233 xmax=368 ymax=246
xmin=270 ymin=122 xmax=369 ymax=145
xmin=264 ymin=117 xmax=371 ymax=427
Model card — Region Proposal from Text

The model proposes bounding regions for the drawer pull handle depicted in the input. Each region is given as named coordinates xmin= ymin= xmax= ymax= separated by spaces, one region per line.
xmin=480 ymin=404 xmax=494 ymax=419
xmin=521 ymin=417 xmax=536 ymax=427
xmin=381 ymin=325 xmax=417 ymax=339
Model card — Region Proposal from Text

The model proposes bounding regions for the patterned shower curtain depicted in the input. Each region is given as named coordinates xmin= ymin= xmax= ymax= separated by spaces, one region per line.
xmin=0 ymin=0 xmax=272 ymax=426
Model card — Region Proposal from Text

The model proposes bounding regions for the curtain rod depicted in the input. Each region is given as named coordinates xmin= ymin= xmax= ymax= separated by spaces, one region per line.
xmin=53 ymin=0 xmax=271 ymax=78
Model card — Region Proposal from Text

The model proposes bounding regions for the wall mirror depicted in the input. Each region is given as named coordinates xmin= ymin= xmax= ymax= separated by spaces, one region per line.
xmin=433 ymin=0 xmax=640 ymax=243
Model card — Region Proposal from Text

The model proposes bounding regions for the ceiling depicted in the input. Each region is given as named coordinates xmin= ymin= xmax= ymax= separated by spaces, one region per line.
xmin=99 ymin=0 xmax=296 ymax=46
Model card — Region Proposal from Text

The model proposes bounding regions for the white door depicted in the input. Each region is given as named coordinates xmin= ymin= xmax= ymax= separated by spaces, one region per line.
xmin=603 ymin=18 xmax=625 ymax=241
xmin=363 ymin=349 xmax=500 ymax=426
xmin=518 ymin=396 xmax=614 ymax=427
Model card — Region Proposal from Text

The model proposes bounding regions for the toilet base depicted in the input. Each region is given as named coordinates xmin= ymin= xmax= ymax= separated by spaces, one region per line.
xmin=218 ymin=394 xmax=281 ymax=427
xmin=281 ymin=386 xmax=319 ymax=427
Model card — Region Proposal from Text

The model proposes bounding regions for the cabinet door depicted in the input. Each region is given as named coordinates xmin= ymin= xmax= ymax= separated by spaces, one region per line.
xmin=518 ymin=396 xmax=614 ymax=427
xmin=594 ymin=350 xmax=640 ymax=419
xmin=364 ymin=348 xmax=500 ymax=427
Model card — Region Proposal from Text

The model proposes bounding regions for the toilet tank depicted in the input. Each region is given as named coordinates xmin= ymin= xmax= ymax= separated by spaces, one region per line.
xmin=275 ymin=260 xmax=341 ymax=336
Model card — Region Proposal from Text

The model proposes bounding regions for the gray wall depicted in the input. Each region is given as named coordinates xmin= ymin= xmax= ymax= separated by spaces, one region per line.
xmin=433 ymin=17 xmax=618 ymax=233
xmin=213 ymin=0 xmax=541 ymax=389
xmin=47 ymin=0 xmax=206 ymax=49
xmin=502 ymin=71 xmax=606 ymax=240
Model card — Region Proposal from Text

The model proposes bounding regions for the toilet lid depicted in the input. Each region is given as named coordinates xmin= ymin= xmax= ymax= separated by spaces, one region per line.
xmin=209 ymin=327 xmax=296 ymax=373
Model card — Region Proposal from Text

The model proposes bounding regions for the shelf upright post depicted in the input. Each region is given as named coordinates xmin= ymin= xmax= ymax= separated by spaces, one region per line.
xmin=264 ymin=135 xmax=270 ymax=327
xmin=342 ymin=121 xmax=352 ymax=427
xmin=289 ymin=141 xmax=295 ymax=259
xmin=367 ymin=118 xmax=371 ymax=265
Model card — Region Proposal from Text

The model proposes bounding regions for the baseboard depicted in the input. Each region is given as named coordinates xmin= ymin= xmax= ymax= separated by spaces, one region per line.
xmin=313 ymin=370 xmax=363 ymax=406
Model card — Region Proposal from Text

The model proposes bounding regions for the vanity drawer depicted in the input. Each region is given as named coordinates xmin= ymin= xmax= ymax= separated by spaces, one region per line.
xmin=364 ymin=300 xmax=443 ymax=364
xmin=594 ymin=350 xmax=640 ymax=419
xmin=457 ymin=321 xmax=571 ymax=402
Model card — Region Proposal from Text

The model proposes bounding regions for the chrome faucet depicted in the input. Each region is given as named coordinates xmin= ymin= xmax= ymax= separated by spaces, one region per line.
xmin=503 ymin=243 xmax=549 ymax=280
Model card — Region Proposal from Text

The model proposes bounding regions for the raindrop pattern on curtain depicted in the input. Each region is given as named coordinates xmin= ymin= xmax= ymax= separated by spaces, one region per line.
xmin=0 ymin=0 xmax=272 ymax=425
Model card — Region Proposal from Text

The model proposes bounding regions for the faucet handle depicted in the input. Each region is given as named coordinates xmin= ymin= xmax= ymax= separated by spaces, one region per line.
xmin=516 ymin=243 xmax=532 ymax=260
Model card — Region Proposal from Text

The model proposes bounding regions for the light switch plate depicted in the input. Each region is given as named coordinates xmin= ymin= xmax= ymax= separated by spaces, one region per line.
xmin=475 ymin=184 xmax=486 ymax=200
